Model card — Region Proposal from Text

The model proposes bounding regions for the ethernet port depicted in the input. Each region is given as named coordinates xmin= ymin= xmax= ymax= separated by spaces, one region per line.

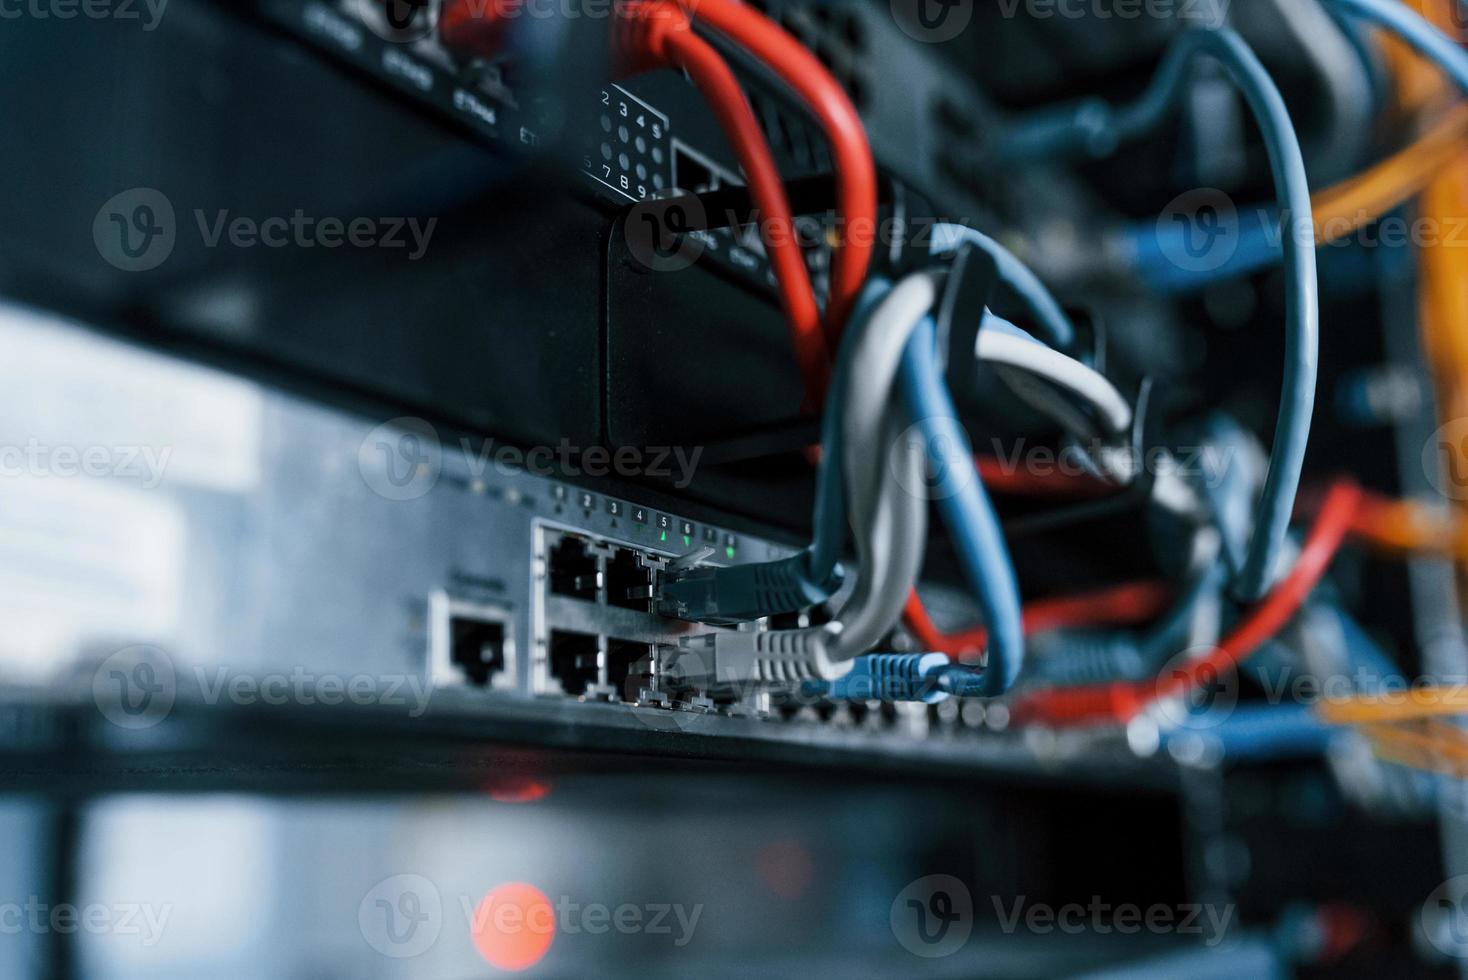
xmin=606 ymin=640 xmax=654 ymax=702
xmin=549 ymin=630 xmax=601 ymax=696
xmin=449 ymin=614 xmax=507 ymax=688
xmin=674 ymin=144 xmax=715 ymax=194
xmin=548 ymin=535 xmax=600 ymax=600
xmin=606 ymin=548 xmax=653 ymax=612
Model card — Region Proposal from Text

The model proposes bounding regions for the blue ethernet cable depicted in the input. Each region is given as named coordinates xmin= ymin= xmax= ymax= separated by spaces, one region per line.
xmin=656 ymin=280 xmax=893 ymax=622
xmin=1323 ymin=3 xmax=1395 ymax=108
xmin=899 ymin=316 xmax=1025 ymax=696
xmin=1158 ymin=703 xmax=1340 ymax=762
xmin=996 ymin=29 xmax=1319 ymax=602
xmin=808 ymin=652 xmax=955 ymax=703
xmin=1193 ymin=29 xmax=1320 ymax=603
xmin=1121 ymin=208 xmax=1284 ymax=292
xmin=929 ymin=222 xmax=1077 ymax=352
xmin=1325 ymin=0 xmax=1468 ymax=94
xmin=1157 ymin=601 xmax=1405 ymax=763
xmin=1114 ymin=0 xmax=1468 ymax=292
xmin=996 ymin=29 xmax=1232 ymax=163
xmin=658 ymin=279 xmax=1061 ymax=630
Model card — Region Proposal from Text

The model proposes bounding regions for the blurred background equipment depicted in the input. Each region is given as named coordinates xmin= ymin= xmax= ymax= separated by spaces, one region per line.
xmin=3 ymin=0 xmax=1468 ymax=976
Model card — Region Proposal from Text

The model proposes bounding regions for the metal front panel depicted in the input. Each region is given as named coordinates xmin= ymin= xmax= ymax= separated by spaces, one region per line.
xmin=0 ymin=301 xmax=794 ymax=694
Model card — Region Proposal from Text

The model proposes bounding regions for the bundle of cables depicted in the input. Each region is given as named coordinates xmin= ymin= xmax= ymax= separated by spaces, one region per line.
xmin=612 ymin=0 xmax=1126 ymax=697
xmin=1000 ymin=0 xmax=1468 ymax=292
xmin=612 ymin=0 xmax=1468 ymax=737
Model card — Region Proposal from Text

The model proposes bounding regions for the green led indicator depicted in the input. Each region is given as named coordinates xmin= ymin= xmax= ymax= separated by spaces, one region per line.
xmin=725 ymin=546 xmax=736 ymax=559
xmin=682 ymin=535 xmax=691 ymax=546
xmin=660 ymin=530 xmax=668 ymax=542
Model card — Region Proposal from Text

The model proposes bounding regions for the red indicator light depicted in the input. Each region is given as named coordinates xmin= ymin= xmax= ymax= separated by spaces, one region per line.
xmin=471 ymin=882 xmax=555 ymax=971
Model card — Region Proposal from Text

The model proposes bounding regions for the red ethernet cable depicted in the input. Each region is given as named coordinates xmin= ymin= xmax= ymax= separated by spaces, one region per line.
xmin=674 ymin=0 xmax=878 ymax=341
xmin=618 ymin=0 xmax=878 ymax=380
xmin=904 ymin=465 xmax=1134 ymax=659
xmin=1011 ymin=479 xmax=1363 ymax=728
xmin=616 ymin=3 xmax=832 ymax=397
xmin=904 ymin=579 xmax=1174 ymax=662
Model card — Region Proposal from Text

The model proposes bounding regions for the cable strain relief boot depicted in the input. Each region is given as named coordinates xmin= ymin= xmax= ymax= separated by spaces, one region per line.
xmin=657 ymin=554 xmax=842 ymax=623
xmin=668 ymin=628 xmax=853 ymax=693
xmin=820 ymin=653 xmax=953 ymax=703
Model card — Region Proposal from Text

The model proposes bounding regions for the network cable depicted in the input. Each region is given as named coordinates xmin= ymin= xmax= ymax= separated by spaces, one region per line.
xmin=616 ymin=1 xmax=831 ymax=397
xmin=657 ymin=281 xmax=893 ymax=624
xmin=1124 ymin=103 xmax=1468 ymax=292
xmin=617 ymin=0 xmax=899 ymax=626
xmin=627 ymin=0 xmax=1097 ymax=685
xmin=676 ymin=0 xmax=878 ymax=339
xmin=900 ymin=265 xmax=1137 ymax=660
xmin=1003 ymin=28 xmax=1320 ymax=603
xmin=668 ymin=279 xmax=936 ymax=686
xmin=1324 ymin=0 xmax=1468 ymax=93
xmin=976 ymin=317 xmax=1133 ymax=437
xmin=1015 ymin=479 xmax=1363 ymax=728
xmin=905 ymin=579 xmax=1173 ymax=662
xmin=660 ymin=287 xmax=1131 ymax=631
xmin=825 ymin=276 xmax=938 ymax=661
xmin=899 ymin=313 xmax=1026 ymax=695
xmin=929 ymin=222 xmax=1078 ymax=351
xmin=1023 ymin=2 xmax=1468 ymax=293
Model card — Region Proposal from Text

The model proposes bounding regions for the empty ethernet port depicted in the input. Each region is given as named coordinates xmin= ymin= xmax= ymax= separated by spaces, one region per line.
xmin=673 ymin=144 xmax=715 ymax=194
xmin=606 ymin=640 xmax=654 ymax=702
xmin=548 ymin=535 xmax=600 ymax=600
xmin=548 ymin=630 xmax=601 ymax=697
xmin=449 ymin=614 xmax=507 ymax=688
xmin=606 ymin=548 xmax=654 ymax=612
